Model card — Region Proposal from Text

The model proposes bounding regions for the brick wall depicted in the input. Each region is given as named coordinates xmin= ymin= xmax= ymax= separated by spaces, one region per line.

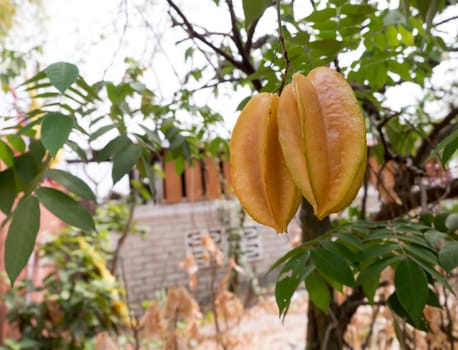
xmin=116 ymin=200 xmax=301 ymax=312
xmin=162 ymin=156 xmax=233 ymax=204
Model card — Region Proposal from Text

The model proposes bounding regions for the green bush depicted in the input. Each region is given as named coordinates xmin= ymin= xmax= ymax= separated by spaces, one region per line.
xmin=1 ymin=221 xmax=129 ymax=350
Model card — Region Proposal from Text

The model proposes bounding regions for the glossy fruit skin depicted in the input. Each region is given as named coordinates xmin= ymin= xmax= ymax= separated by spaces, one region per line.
xmin=230 ymin=93 xmax=301 ymax=233
xmin=230 ymin=66 xmax=367 ymax=230
xmin=279 ymin=67 xmax=367 ymax=220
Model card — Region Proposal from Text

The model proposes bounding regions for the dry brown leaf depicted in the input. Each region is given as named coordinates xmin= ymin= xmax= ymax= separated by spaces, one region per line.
xmin=95 ymin=332 xmax=119 ymax=350
xmin=179 ymin=253 xmax=199 ymax=289
xmin=201 ymin=234 xmax=224 ymax=265
xmin=165 ymin=287 xmax=201 ymax=321
xmin=139 ymin=301 xmax=166 ymax=339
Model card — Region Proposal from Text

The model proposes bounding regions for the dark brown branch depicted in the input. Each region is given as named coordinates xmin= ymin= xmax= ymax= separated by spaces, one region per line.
xmin=413 ymin=106 xmax=458 ymax=166
xmin=337 ymin=287 xmax=365 ymax=334
xmin=225 ymin=0 xmax=262 ymax=91
xmin=245 ymin=18 xmax=260 ymax=53
xmin=166 ymin=0 xmax=242 ymax=70
xmin=373 ymin=178 xmax=458 ymax=221
xmin=167 ymin=0 xmax=263 ymax=91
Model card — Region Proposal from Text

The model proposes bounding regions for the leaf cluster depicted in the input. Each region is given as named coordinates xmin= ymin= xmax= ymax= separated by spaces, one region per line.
xmin=1 ymin=222 xmax=127 ymax=350
xmin=273 ymin=212 xmax=458 ymax=331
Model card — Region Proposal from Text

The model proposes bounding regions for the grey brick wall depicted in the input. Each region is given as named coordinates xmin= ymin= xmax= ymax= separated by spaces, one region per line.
xmin=115 ymin=200 xmax=301 ymax=312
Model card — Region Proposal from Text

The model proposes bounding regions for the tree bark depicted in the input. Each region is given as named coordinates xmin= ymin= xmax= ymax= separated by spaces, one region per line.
xmin=300 ymin=200 xmax=343 ymax=350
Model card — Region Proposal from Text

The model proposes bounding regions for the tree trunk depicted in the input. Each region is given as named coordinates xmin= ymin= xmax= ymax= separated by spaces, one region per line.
xmin=300 ymin=199 xmax=342 ymax=350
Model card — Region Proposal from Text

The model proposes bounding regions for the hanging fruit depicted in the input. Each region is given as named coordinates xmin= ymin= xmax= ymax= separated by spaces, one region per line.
xmin=278 ymin=67 xmax=367 ymax=220
xmin=230 ymin=93 xmax=301 ymax=233
xmin=230 ymin=66 xmax=367 ymax=231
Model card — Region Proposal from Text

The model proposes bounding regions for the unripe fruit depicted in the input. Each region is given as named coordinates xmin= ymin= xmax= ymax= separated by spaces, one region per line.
xmin=230 ymin=93 xmax=301 ymax=233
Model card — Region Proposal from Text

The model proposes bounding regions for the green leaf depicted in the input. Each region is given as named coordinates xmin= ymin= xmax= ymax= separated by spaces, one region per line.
xmin=19 ymin=70 xmax=46 ymax=88
xmin=415 ymin=0 xmax=431 ymax=21
xmin=141 ymin=155 xmax=157 ymax=201
xmin=320 ymin=240 xmax=356 ymax=264
xmin=439 ymin=242 xmax=458 ymax=272
xmin=76 ymin=76 xmax=101 ymax=101
xmin=66 ymin=139 xmax=88 ymax=161
xmin=385 ymin=25 xmax=400 ymax=48
xmin=408 ymin=253 xmax=454 ymax=294
xmin=336 ymin=232 xmax=364 ymax=250
xmin=445 ymin=213 xmax=458 ymax=232
xmin=403 ymin=244 xmax=438 ymax=267
xmin=361 ymin=275 xmax=379 ymax=305
xmin=434 ymin=213 xmax=449 ymax=232
xmin=96 ymin=135 xmax=131 ymax=162
xmin=441 ymin=137 xmax=458 ymax=166
xmin=340 ymin=4 xmax=376 ymax=16
xmin=174 ymin=155 xmax=186 ymax=175
xmin=308 ymin=39 xmax=344 ymax=56
xmin=6 ymin=134 xmax=25 ymax=153
xmin=305 ymin=8 xmax=336 ymax=22
xmin=44 ymin=62 xmax=79 ymax=94
xmin=388 ymin=292 xmax=429 ymax=331
xmin=427 ymin=288 xmax=441 ymax=308
xmin=394 ymin=259 xmax=428 ymax=323
xmin=0 ymin=169 xmax=16 ymax=214
xmin=434 ymin=128 xmax=458 ymax=166
xmin=89 ymin=123 xmax=118 ymax=142
xmin=242 ymin=0 xmax=269 ymax=25
xmin=290 ymin=31 xmax=310 ymax=45
xmin=5 ymin=196 xmax=40 ymax=285
xmin=41 ymin=112 xmax=73 ymax=157
xmin=305 ymin=270 xmax=330 ymax=313
xmin=112 ymin=143 xmax=142 ymax=184
xmin=29 ymin=139 xmax=46 ymax=164
xmin=0 ymin=140 xmax=14 ymax=167
xmin=397 ymin=24 xmax=414 ymax=46
xmin=387 ymin=60 xmax=411 ymax=81
xmin=35 ymin=187 xmax=95 ymax=232
xmin=424 ymin=229 xmax=447 ymax=246
xmin=310 ymin=249 xmax=355 ymax=287
xmin=374 ymin=32 xmax=387 ymax=51
xmin=14 ymin=153 xmax=39 ymax=189
xmin=358 ymin=243 xmax=400 ymax=262
xmin=275 ymin=252 xmax=312 ymax=317
xmin=46 ymin=169 xmax=96 ymax=200
xmin=357 ymin=255 xmax=401 ymax=284
xmin=268 ymin=244 xmax=309 ymax=275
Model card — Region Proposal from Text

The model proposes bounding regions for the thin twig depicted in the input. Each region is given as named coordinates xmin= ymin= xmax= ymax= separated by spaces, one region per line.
xmin=434 ymin=15 xmax=458 ymax=27
xmin=276 ymin=0 xmax=290 ymax=94
xmin=166 ymin=0 xmax=242 ymax=71
xmin=110 ymin=186 xmax=138 ymax=273
xmin=120 ymin=257 xmax=141 ymax=350
xmin=362 ymin=304 xmax=381 ymax=349
xmin=103 ymin=0 xmax=129 ymax=80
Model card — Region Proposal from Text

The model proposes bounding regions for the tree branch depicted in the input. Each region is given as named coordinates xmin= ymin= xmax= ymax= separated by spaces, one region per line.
xmin=225 ymin=0 xmax=262 ymax=91
xmin=166 ymin=0 xmax=242 ymax=70
xmin=373 ymin=178 xmax=458 ymax=221
xmin=110 ymin=190 xmax=137 ymax=273
xmin=413 ymin=106 xmax=458 ymax=166
xmin=167 ymin=0 xmax=263 ymax=91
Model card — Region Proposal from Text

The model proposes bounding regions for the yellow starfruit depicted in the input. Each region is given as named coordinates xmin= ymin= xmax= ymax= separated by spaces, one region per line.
xmin=230 ymin=93 xmax=301 ymax=233
xmin=230 ymin=66 xmax=367 ymax=230
xmin=278 ymin=67 xmax=367 ymax=220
